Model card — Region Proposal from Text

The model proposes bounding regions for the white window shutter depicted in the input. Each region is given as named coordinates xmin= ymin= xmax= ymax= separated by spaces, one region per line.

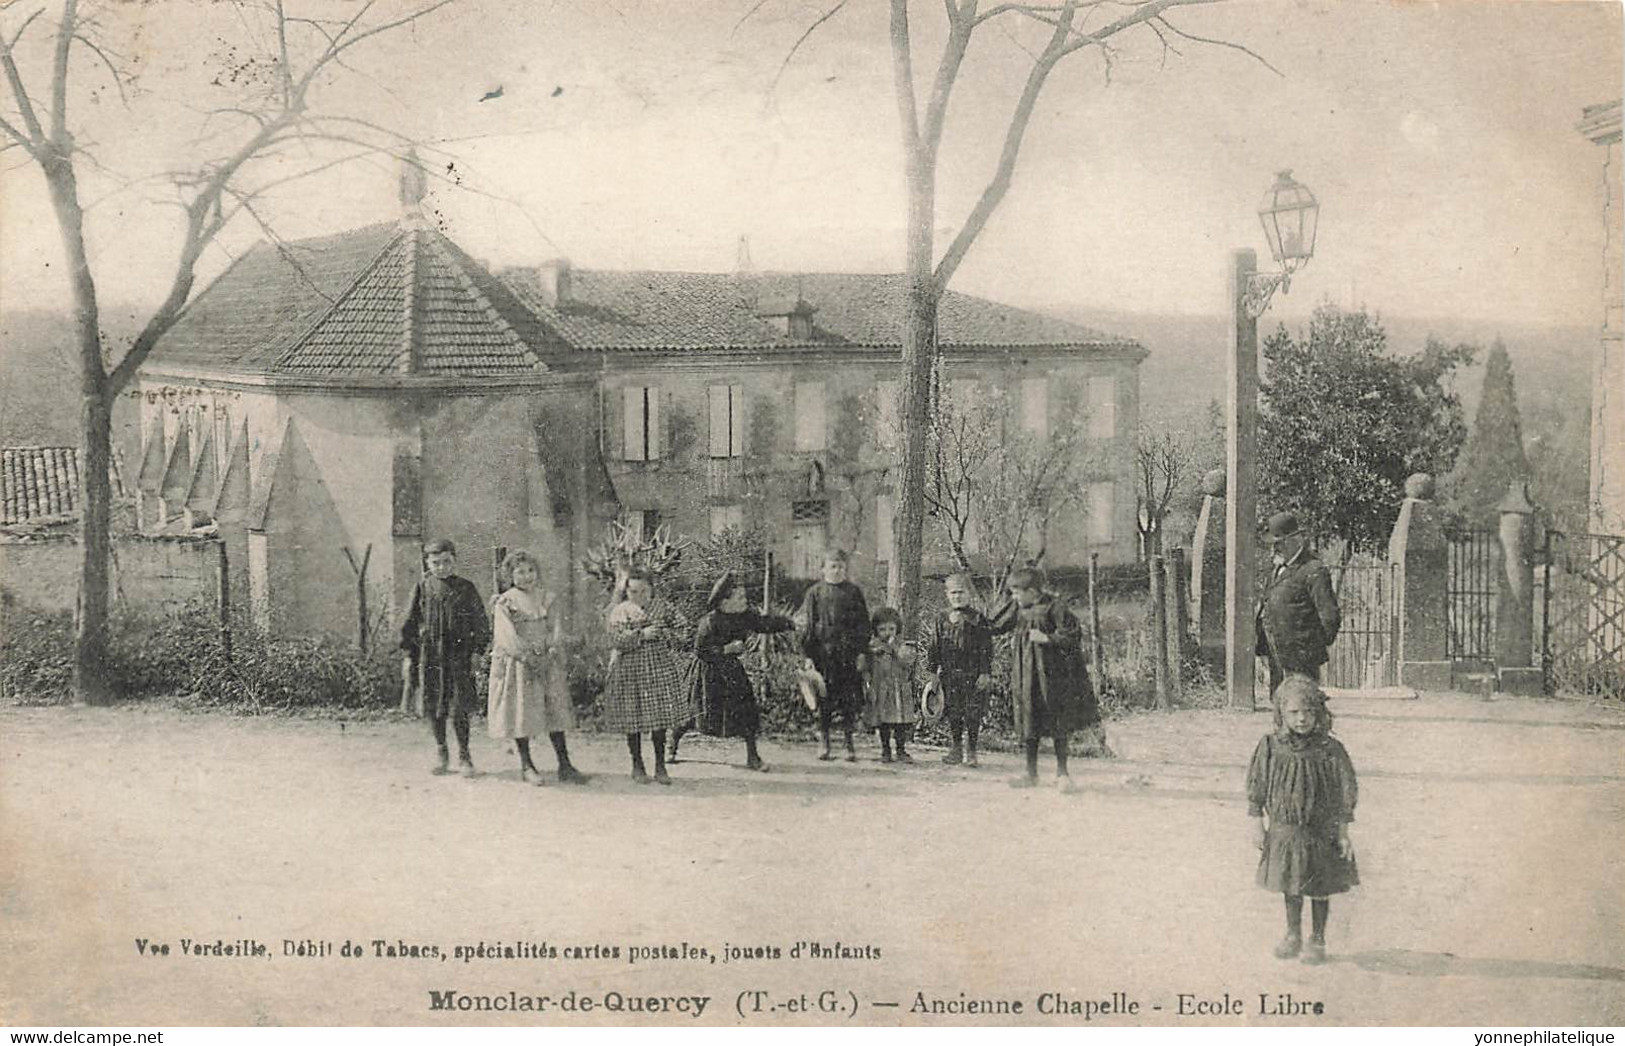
xmin=795 ymin=381 xmax=826 ymax=451
xmin=622 ymin=386 xmax=645 ymax=461
xmin=729 ymin=384 xmax=745 ymax=457
xmin=708 ymin=385 xmax=730 ymax=458
xmin=646 ymin=387 xmax=662 ymax=460
xmin=1021 ymin=377 xmax=1048 ymax=439
xmin=1088 ymin=376 xmax=1118 ymax=440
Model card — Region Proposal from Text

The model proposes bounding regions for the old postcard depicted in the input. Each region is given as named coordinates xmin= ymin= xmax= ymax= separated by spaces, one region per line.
xmin=1 ymin=0 xmax=1621 ymax=1030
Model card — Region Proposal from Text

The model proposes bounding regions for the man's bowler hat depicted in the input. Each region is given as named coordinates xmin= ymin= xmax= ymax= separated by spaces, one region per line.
xmin=1266 ymin=511 xmax=1301 ymax=540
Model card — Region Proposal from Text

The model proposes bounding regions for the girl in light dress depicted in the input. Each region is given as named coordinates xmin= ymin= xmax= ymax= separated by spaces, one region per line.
xmin=487 ymin=550 xmax=587 ymax=786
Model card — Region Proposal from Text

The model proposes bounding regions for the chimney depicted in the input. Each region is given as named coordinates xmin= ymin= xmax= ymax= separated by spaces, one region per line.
xmin=398 ymin=147 xmax=428 ymax=224
xmin=536 ymin=258 xmax=572 ymax=308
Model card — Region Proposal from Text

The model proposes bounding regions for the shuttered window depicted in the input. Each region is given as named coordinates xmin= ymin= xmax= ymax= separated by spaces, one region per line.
xmin=622 ymin=386 xmax=661 ymax=461
xmin=1088 ymin=375 xmax=1117 ymax=440
xmin=708 ymin=383 xmax=745 ymax=458
xmin=794 ymin=381 xmax=826 ymax=452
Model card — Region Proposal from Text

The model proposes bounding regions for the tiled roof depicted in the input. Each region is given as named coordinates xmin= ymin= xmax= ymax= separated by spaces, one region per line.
xmin=148 ymin=224 xmax=1139 ymax=380
xmin=500 ymin=269 xmax=1139 ymax=353
xmin=2 ymin=447 xmax=78 ymax=523
xmin=152 ymin=222 xmax=558 ymax=377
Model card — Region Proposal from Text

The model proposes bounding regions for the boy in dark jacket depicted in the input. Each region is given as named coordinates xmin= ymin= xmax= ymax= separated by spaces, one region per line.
xmin=400 ymin=538 xmax=492 ymax=776
xmin=798 ymin=549 xmax=871 ymax=762
xmin=922 ymin=572 xmax=995 ymax=767
xmin=991 ymin=566 xmax=1097 ymax=791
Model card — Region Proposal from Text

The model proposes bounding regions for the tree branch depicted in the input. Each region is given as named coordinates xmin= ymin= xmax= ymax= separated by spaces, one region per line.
xmin=72 ymin=33 xmax=128 ymax=108
xmin=932 ymin=10 xmax=1070 ymax=290
xmin=0 ymin=15 xmax=47 ymax=145
xmin=889 ymin=0 xmax=922 ymax=151
xmin=48 ymin=0 xmax=76 ymax=145
xmin=1153 ymin=15 xmax=1282 ymax=76
xmin=4 ymin=7 xmax=46 ymax=53
xmin=771 ymin=0 xmax=850 ymax=96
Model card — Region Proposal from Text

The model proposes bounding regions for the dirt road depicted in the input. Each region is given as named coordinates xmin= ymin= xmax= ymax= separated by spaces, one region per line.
xmin=3 ymin=690 xmax=1622 ymax=1026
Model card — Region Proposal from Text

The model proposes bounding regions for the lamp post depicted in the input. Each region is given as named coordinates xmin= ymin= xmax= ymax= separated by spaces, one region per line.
xmin=1226 ymin=171 xmax=1320 ymax=710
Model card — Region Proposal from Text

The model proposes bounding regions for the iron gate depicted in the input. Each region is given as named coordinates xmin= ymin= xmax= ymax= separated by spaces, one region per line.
xmin=1324 ymin=559 xmax=1398 ymax=689
xmin=1445 ymin=526 xmax=1498 ymax=663
xmin=1541 ymin=530 xmax=1625 ymax=699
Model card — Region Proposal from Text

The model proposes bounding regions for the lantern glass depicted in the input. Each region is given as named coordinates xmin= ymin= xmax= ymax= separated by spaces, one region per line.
xmin=1257 ymin=170 xmax=1318 ymax=266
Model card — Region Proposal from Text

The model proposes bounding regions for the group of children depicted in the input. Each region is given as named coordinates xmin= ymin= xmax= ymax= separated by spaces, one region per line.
xmin=400 ymin=539 xmax=1360 ymax=963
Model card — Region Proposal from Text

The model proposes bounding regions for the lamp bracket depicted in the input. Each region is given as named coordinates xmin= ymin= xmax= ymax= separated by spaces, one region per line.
xmin=1242 ymin=269 xmax=1290 ymax=319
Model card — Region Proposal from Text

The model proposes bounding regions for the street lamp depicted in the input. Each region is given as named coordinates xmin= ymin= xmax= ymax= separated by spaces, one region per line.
xmin=1242 ymin=170 xmax=1321 ymax=317
xmin=1226 ymin=171 xmax=1320 ymax=710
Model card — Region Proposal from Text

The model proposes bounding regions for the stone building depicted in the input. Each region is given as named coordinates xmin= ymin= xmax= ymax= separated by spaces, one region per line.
xmin=134 ymin=195 xmax=1145 ymax=641
xmin=1581 ymin=99 xmax=1623 ymax=534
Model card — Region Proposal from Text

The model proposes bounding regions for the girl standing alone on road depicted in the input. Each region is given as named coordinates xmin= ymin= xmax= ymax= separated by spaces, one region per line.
xmin=1246 ymin=674 xmax=1360 ymax=964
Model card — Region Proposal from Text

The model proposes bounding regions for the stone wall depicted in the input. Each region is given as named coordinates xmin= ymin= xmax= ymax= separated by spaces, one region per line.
xmin=0 ymin=533 xmax=223 ymax=619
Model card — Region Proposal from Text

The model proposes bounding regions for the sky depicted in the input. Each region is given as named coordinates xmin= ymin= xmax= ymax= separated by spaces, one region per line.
xmin=0 ymin=0 xmax=1619 ymax=332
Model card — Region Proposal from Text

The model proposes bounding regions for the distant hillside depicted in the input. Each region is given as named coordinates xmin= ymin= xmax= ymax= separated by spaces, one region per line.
xmin=1057 ymin=306 xmax=1596 ymax=530
xmin=1 ymin=310 xmax=82 ymax=447
xmin=1059 ymin=308 xmax=1595 ymax=423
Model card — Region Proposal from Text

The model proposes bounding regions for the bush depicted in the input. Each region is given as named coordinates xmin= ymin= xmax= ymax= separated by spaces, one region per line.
xmin=0 ymin=601 xmax=403 ymax=712
xmin=0 ymin=609 xmax=75 ymax=705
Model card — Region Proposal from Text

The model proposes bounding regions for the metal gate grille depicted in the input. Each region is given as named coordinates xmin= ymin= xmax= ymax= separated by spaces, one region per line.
xmin=1542 ymin=530 xmax=1625 ymax=699
xmin=1324 ymin=560 xmax=1398 ymax=689
xmin=1445 ymin=526 xmax=1498 ymax=662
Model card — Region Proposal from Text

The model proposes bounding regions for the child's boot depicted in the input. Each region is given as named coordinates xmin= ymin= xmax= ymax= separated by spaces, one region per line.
xmin=843 ymin=729 xmax=858 ymax=763
xmin=628 ymin=734 xmax=650 ymax=784
xmin=965 ymin=723 xmax=980 ymax=768
xmin=652 ymin=732 xmax=673 ymax=786
xmin=1275 ymin=896 xmax=1304 ymax=959
xmin=1009 ymin=739 xmax=1041 ymax=788
xmin=943 ymin=735 xmax=964 ymax=766
xmin=432 ymin=745 xmax=451 ymax=776
xmin=744 ymin=735 xmax=768 ymax=772
xmin=453 ymin=715 xmax=476 ymax=777
xmin=818 ymin=726 xmax=833 ymax=762
xmin=895 ymin=728 xmax=913 ymax=763
xmin=879 ymin=726 xmax=894 ymax=763
xmin=1302 ymin=899 xmax=1329 ymax=964
xmin=552 ymin=733 xmax=590 ymax=784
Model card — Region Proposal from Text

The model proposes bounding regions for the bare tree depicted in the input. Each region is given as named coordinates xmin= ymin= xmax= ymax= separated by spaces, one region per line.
xmin=925 ymin=381 xmax=1101 ymax=595
xmin=755 ymin=0 xmax=1273 ymax=631
xmin=0 ymin=0 xmax=455 ymax=704
xmin=1134 ymin=423 xmax=1189 ymax=559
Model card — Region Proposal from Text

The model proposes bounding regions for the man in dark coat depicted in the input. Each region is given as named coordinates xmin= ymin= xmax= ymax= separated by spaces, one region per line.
xmin=1255 ymin=512 xmax=1341 ymax=696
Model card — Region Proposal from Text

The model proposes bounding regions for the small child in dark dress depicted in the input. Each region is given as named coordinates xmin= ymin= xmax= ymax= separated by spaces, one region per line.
xmin=921 ymin=573 xmax=994 ymax=767
xmin=1246 ymin=673 xmax=1359 ymax=964
xmin=400 ymin=538 xmax=491 ymax=777
xmin=863 ymin=607 xmax=918 ymax=763
xmin=670 ymin=572 xmax=796 ymax=771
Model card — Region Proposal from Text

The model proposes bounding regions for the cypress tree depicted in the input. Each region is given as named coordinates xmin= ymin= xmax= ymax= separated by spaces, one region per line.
xmin=1450 ymin=340 xmax=1532 ymax=524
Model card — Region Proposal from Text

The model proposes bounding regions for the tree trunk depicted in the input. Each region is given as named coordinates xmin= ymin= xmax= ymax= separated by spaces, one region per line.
xmin=76 ymin=392 xmax=116 ymax=705
xmin=887 ymin=163 xmax=937 ymax=636
xmin=43 ymin=150 xmax=116 ymax=705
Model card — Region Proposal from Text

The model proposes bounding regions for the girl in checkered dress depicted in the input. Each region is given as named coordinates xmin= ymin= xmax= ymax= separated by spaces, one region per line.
xmin=602 ymin=569 xmax=692 ymax=784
